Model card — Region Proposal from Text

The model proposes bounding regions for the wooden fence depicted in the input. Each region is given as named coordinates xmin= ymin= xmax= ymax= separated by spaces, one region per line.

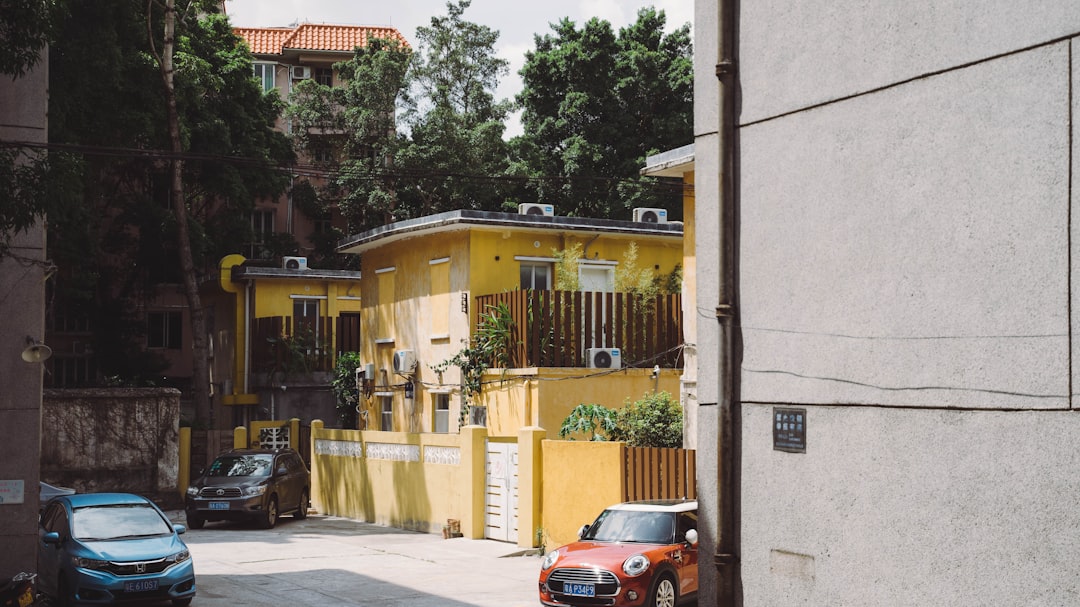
xmin=474 ymin=290 xmax=683 ymax=368
xmin=623 ymin=446 xmax=696 ymax=501
xmin=251 ymin=315 xmax=361 ymax=373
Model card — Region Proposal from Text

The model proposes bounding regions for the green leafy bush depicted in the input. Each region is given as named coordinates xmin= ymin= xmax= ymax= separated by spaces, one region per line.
xmin=558 ymin=391 xmax=683 ymax=447
xmin=330 ymin=352 xmax=361 ymax=428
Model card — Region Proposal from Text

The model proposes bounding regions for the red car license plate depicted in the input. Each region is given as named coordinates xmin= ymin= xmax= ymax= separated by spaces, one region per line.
xmin=124 ymin=579 xmax=159 ymax=593
xmin=209 ymin=501 xmax=229 ymax=510
xmin=564 ymin=583 xmax=595 ymax=597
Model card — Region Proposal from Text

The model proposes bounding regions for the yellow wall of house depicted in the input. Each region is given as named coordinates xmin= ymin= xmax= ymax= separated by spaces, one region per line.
xmin=540 ymin=440 xmax=626 ymax=549
xmin=478 ymin=368 xmax=682 ymax=438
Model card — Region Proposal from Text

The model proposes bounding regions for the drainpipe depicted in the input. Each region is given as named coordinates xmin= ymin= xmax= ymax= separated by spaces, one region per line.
xmin=244 ymin=281 xmax=252 ymax=395
xmin=714 ymin=0 xmax=740 ymax=603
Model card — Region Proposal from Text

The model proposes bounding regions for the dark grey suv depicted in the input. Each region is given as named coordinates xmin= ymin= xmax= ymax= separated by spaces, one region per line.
xmin=185 ymin=448 xmax=310 ymax=529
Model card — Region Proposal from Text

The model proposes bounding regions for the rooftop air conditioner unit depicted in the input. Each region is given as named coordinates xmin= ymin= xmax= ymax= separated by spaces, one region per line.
xmin=518 ymin=203 xmax=554 ymax=217
xmin=586 ymin=347 xmax=622 ymax=369
xmin=282 ymin=256 xmax=308 ymax=270
xmin=632 ymin=207 xmax=668 ymax=223
xmin=291 ymin=66 xmax=312 ymax=80
xmin=393 ymin=349 xmax=417 ymax=375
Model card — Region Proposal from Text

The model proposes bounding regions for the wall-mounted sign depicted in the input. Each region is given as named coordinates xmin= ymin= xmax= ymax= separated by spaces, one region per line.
xmin=773 ymin=408 xmax=806 ymax=453
xmin=0 ymin=480 xmax=25 ymax=504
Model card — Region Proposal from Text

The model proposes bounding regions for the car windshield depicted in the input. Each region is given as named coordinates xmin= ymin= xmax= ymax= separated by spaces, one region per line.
xmin=207 ymin=454 xmax=273 ymax=477
xmin=72 ymin=504 xmax=173 ymax=541
xmin=583 ymin=509 xmax=676 ymax=544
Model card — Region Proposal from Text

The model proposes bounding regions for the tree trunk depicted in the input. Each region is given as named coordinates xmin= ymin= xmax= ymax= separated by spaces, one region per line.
xmin=158 ymin=0 xmax=212 ymax=426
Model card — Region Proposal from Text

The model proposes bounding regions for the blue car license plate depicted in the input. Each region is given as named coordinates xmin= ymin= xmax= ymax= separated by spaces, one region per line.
xmin=209 ymin=501 xmax=229 ymax=510
xmin=124 ymin=579 xmax=158 ymax=593
xmin=564 ymin=583 xmax=595 ymax=597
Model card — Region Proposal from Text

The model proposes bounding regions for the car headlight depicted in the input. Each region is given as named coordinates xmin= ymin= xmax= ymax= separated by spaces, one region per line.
xmin=73 ymin=556 xmax=110 ymax=571
xmin=541 ymin=549 xmax=560 ymax=570
xmin=186 ymin=486 xmax=199 ymax=497
xmin=622 ymin=554 xmax=650 ymax=577
xmin=166 ymin=549 xmax=191 ymax=564
xmin=245 ymin=484 xmax=267 ymax=497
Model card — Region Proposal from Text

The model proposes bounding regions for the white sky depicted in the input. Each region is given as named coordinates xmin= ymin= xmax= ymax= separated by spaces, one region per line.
xmin=224 ymin=0 xmax=693 ymax=137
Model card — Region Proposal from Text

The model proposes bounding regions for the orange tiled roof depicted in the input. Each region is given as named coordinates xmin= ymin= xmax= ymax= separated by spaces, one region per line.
xmin=235 ymin=23 xmax=409 ymax=56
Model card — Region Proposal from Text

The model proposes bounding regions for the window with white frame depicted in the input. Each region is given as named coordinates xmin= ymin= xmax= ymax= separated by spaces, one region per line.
xmin=433 ymin=393 xmax=450 ymax=433
xmin=380 ymin=396 xmax=393 ymax=431
xmin=253 ymin=63 xmax=275 ymax=92
xmin=519 ymin=261 xmax=552 ymax=290
xmin=147 ymin=311 xmax=182 ymax=349
xmin=315 ymin=67 xmax=333 ymax=86
xmin=249 ymin=209 xmax=274 ymax=258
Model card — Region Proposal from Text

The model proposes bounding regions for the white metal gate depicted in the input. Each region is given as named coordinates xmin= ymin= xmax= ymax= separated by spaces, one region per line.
xmin=484 ymin=441 xmax=519 ymax=543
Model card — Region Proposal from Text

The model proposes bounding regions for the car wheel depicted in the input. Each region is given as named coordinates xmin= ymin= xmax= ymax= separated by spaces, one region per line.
xmin=647 ymin=574 xmax=678 ymax=607
xmin=172 ymin=599 xmax=193 ymax=606
xmin=186 ymin=512 xmax=205 ymax=530
xmin=260 ymin=496 xmax=278 ymax=529
xmin=294 ymin=490 xmax=309 ymax=520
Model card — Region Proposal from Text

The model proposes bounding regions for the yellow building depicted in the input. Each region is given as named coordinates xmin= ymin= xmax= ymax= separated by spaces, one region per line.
xmin=337 ymin=208 xmax=685 ymax=437
xmin=210 ymin=253 xmax=362 ymax=428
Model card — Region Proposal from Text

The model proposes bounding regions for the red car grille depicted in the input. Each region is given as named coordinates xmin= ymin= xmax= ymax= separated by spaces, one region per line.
xmin=549 ymin=567 xmax=620 ymax=596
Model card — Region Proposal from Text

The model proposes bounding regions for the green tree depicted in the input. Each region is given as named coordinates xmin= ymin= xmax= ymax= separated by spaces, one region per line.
xmin=44 ymin=0 xmax=292 ymax=413
xmin=513 ymin=7 xmax=692 ymax=218
xmin=616 ymin=391 xmax=683 ymax=448
xmin=330 ymin=352 xmax=362 ymax=428
xmin=558 ymin=403 xmax=620 ymax=441
xmin=396 ymin=0 xmax=514 ymax=216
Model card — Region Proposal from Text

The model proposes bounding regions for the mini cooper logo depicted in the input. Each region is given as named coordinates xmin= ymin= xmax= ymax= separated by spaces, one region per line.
xmin=135 ymin=563 xmax=146 ymax=574
xmin=216 ymin=489 xmax=225 ymax=496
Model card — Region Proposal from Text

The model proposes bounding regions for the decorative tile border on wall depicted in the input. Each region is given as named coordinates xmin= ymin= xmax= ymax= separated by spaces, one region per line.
xmin=366 ymin=442 xmax=421 ymax=462
xmin=424 ymin=446 xmax=461 ymax=465
xmin=314 ymin=438 xmax=364 ymax=458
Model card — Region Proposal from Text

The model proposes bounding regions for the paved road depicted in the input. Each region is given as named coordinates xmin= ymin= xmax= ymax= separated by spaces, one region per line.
xmin=177 ymin=513 xmax=542 ymax=607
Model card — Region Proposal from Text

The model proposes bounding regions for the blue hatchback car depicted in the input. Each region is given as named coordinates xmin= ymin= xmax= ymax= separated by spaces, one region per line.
xmin=38 ymin=492 xmax=196 ymax=606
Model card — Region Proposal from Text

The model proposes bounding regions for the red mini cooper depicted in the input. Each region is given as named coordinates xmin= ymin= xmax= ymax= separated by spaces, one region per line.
xmin=539 ymin=500 xmax=698 ymax=607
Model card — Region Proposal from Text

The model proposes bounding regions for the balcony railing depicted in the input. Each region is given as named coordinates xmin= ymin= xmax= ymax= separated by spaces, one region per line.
xmin=474 ymin=290 xmax=684 ymax=369
xmin=251 ymin=314 xmax=360 ymax=374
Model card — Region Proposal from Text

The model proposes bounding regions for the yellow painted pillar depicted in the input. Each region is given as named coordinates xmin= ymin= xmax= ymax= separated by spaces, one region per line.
xmin=178 ymin=427 xmax=191 ymax=497
xmin=517 ymin=426 xmax=546 ymax=548
xmin=310 ymin=420 xmax=324 ymax=514
xmin=289 ymin=418 xmax=301 ymax=450
xmin=459 ymin=425 xmax=488 ymax=539
xmin=233 ymin=426 xmax=248 ymax=449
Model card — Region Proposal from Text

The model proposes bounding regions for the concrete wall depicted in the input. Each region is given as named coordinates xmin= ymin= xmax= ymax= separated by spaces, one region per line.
xmin=693 ymin=0 xmax=1080 ymax=603
xmin=0 ymin=48 xmax=48 ymax=578
xmin=40 ymin=389 xmax=181 ymax=503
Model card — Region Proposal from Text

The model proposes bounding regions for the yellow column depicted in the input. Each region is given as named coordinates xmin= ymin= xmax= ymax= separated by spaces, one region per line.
xmin=459 ymin=425 xmax=488 ymax=539
xmin=517 ymin=426 xmax=546 ymax=548
xmin=289 ymin=418 xmax=301 ymax=450
xmin=233 ymin=426 xmax=248 ymax=449
xmin=178 ymin=427 xmax=191 ymax=497
xmin=310 ymin=420 xmax=324 ymax=514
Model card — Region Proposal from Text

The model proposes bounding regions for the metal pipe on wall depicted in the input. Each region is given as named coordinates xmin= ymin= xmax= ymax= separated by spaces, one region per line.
xmin=714 ymin=0 xmax=741 ymax=603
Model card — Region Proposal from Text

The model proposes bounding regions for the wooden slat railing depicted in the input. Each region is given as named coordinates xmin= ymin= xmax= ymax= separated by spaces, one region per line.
xmin=623 ymin=446 xmax=696 ymax=501
xmin=474 ymin=290 xmax=684 ymax=368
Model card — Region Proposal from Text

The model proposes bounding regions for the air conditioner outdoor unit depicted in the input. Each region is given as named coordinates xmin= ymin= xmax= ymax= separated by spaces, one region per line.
xmin=393 ymin=349 xmax=417 ymax=375
xmin=291 ymin=66 xmax=312 ymax=80
xmin=282 ymin=256 xmax=308 ymax=270
xmin=518 ymin=203 xmax=554 ymax=217
xmin=632 ymin=207 xmax=668 ymax=223
xmin=586 ymin=347 xmax=622 ymax=369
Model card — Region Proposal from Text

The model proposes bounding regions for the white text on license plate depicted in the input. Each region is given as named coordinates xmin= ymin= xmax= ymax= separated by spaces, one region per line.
xmin=565 ymin=583 xmax=595 ymax=597
xmin=124 ymin=579 xmax=158 ymax=593
xmin=209 ymin=501 xmax=229 ymax=510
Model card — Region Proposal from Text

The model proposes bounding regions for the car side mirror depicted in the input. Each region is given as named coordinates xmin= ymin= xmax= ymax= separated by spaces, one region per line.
xmin=577 ymin=524 xmax=590 ymax=539
xmin=42 ymin=531 xmax=61 ymax=545
xmin=684 ymin=529 xmax=698 ymax=547
xmin=173 ymin=524 xmax=187 ymax=535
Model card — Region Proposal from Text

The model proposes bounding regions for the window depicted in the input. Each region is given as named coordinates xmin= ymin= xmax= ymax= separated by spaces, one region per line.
xmin=253 ymin=63 xmax=275 ymax=92
xmin=249 ymin=210 xmax=274 ymax=258
xmin=148 ymin=311 xmax=182 ymax=349
xmin=312 ymin=145 xmax=334 ymax=164
xmin=49 ymin=356 xmax=95 ymax=388
xmin=293 ymin=299 xmax=321 ymax=351
xmin=315 ymin=67 xmax=333 ymax=86
xmin=520 ymin=262 xmax=552 ymax=290
xmin=433 ymin=393 xmax=450 ymax=433
xmin=380 ymin=396 xmax=393 ymax=431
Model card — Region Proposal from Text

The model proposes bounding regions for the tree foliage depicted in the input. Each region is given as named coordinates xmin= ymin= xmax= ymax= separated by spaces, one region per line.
xmin=512 ymin=7 xmax=692 ymax=219
xmin=330 ymin=351 xmax=362 ymax=429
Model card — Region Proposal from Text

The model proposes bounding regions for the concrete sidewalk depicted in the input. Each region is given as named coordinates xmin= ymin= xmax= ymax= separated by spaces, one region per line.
xmin=169 ymin=511 xmax=543 ymax=607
